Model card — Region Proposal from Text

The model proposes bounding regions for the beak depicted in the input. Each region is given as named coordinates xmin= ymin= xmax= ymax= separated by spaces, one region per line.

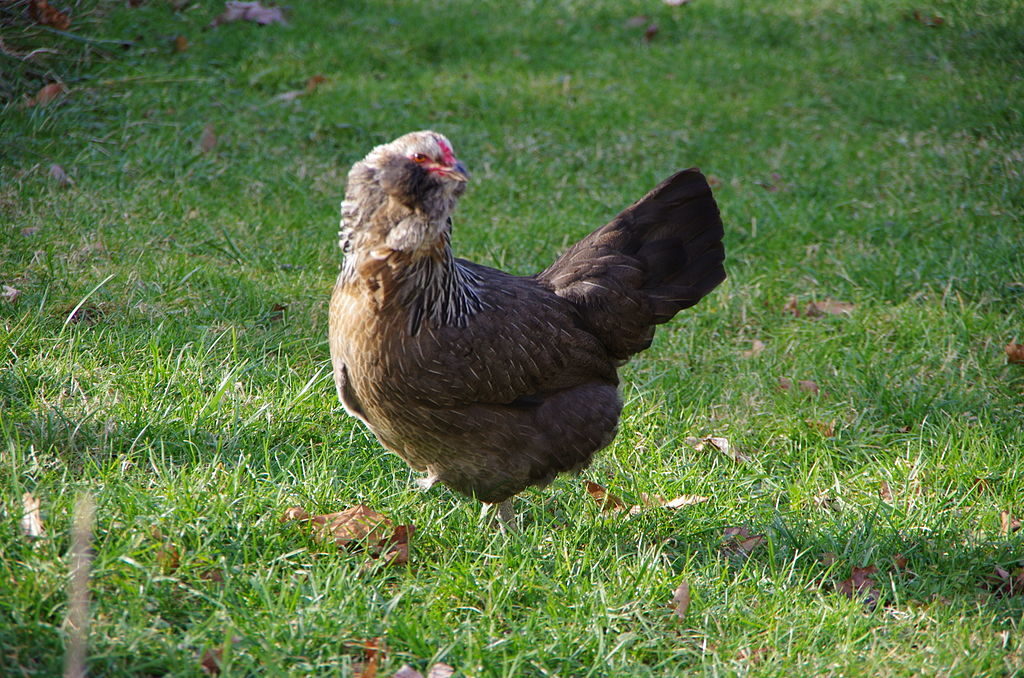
xmin=443 ymin=161 xmax=469 ymax=183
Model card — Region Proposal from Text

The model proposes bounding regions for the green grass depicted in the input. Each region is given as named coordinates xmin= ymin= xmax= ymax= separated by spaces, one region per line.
xmin=2 ymin=0 xmax=1023 ymax=675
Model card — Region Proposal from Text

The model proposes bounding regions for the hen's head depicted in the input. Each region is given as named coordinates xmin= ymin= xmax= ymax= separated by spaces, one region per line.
xmin=352 ymin=130 xmax=468 ymax=217
xmin=341 ymin=131 xmax=469 ymax=259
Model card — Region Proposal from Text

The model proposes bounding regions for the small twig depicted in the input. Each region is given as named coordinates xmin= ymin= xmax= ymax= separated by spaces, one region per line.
xmin=64 ymin=493 xmax=95 ymax=678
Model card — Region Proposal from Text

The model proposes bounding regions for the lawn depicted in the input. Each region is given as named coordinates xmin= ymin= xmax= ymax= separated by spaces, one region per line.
xmin=2 ymin=0 xmax=1023 ymax=675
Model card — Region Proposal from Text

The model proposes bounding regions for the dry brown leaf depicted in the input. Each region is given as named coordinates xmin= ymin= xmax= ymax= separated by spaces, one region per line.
xmin=797 ymin=379 xmax=820 ymax=395
xmin=311 ymin=505 xmax=392 ymax=547
xmin=199 ymin=648 xmax=223 ymax=675
xmin=736 ymin=646 xmax=770 ymax=664
xmin=782 ymin=295 xmax=801 ymax=317
xmin=585 ymin=481 xmax=628 ymax=513
xmin=49 ymin=163 xmax=73 ymax=187
xmin=686 ymin=435 xmax=749 ymax=462
xmin=777 ymin=376 xmax=793 ymax=391
xmin=27 ymin=82 xmax=67 ymax=107
xmin=836 ymin=565 xmax=878 ymax=599
xmin=280 ymin=505 xmax=309 ymax=522
xmin=305 ymin=74 xmax=326 ymax=93
xmin=372 ymin=524 xmax=414 ymax=568
xmin=987 ymin=566 xmax=1024 ymax=598
xmin=722 ymin=527 xmax=766 ymax=555
xmin=199 ymin=124 xmax=217 ymax=153
xmin=741 ymin=339 xmax=766 ymax=358
xmin=911 ymin=10 xmax=944 ymax=27
xmin=156 ymin=544 xmax=181 ymax=573
xmin=759 ymin=172 xmax=787 ymax=192
xmin=893 ymin=554 xmax=909 ymax=571
xmin=353 ymin=638 xmax=380 ymax=678
xmin=879 ymin=480 xmax=893 ymax=503
xmin=1000 ymin=511 xmax=1021 ymax=536
xmin=805 ymin=299 xmax=855 ymax=317
xmin=643 ymin=23 xmax=660 ymax=41
xmin=200 ymin=568 xmax=225 ymax=583
xmin=174 ymin=35 xmax=189 ymax=52
xmin=210 ymin=1 xmax=287 ymax=27
xmin=2 ymin=285 xmax=21 ymax=304
xmin=807 ymin=419 xmax=836 ymax=437
xmin=427 ymin=663 xmax=455 ymax=678
xmin=29 ymin=0 xmax=71 ymax=30
xmin=661 ymin=494 xmax=710 ymax=509
xmin=672 ymin=580 xmax=690 ymax=620
xmin=392 ymin=666 xmax=423 ymax=678
xmin=20 ymin=492 xmax=45 ymax=539
xmin=1006 ymin=343 xmax=1024 ymax=365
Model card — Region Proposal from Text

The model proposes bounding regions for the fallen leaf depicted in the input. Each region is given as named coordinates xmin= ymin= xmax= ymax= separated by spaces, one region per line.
xmin=392 ymin=666 xmax=423 ymax=678
xmin=836 ymin=565 xmax=878 ymax=599
xmin=782 ymin=295 xmax=801 ymax=317
xmin=686 ymin=435 xmax=749 ymax=462
xmin=49 ymin=164 xmax=73 ymax=187
xmin=893 ymin=554 xmax=909 ymax=571
xmin=736 ymin=646 xmax=770 ymax=664
xmin=353 ymin=638 xmax=380 ymax=678
xmin=1000 ymin=511 xmax=1021 ymax=536
xmin=427 ymin=663 xmax=455 ymax=678
xmin=585 ymin=481 xmax=628 ymax=512
xmin=805 ymin=299 xmax=855 ymax=317
xmin=660 ymin=494 xmax=710 ymax=509
xmin=199 ymin=648 xmax=223 ymax=675
xmin=61 ymin=301 xmax=107 ymax=325
xmin=759 ymin=172 xmax=787 ymax=192
xmin=986 ymin=566 xmax=1024 ymax=598
xmin=372 ymin=524 xmax=414 ymax=568
xmin=1006 ymin=343 xmax=1024 ymax=365
xmin=672 ymin=580 xmax=690 ymax=620
xmin=174 ymin=35 xmax=189 ymax=52
xmin=29 ymin=0 xmax=71 ymax=30
xmin=797 ymin=379 xmax=820 ymax=395
xmin=643 ymin=23 xmax=660 ymax=41
xmin=268 ymin=302 xmax=287 ymax=322
xmin=27 ymin=82 xmax=68 ymax=107
xmin=305 ymin=74 xmax=326 ymax=93
xmin=741 ymin=339 xmax=766 ymax=358
xmin=200 ymin=568 xmax=225 ymax=583
xmin=199 ymin=124 xmax=217 ymax=153
xmin=281 ymin=505 xmax=310 ymax=522
xmin=777 ymin=377 xmax=793 ymax=391
xmin=156 ymin=544 xmax=181 ymax=573
xmin=311 ymin=505 xmax=392 ymax=547
xmin=2 ymin=285 xmax=21 ymax=304
xmin=722 ymin=527 xmax=765 ymax=556
xmin=20 ymin=492 xmax=45 ymax=539
xmin=879 ymin=480 xmax=893 ymax=503
xmin=911 ymin=10 xmax=944 ymax=27
xmin=806 ymin=419 xmax=836 ymax=437
xmin=210 ymin=1 xmax=287 ymax=27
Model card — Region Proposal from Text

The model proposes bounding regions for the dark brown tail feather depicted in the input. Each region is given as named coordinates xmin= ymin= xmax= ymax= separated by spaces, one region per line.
xmin=538 ymin=168 xmax=725 ymax=359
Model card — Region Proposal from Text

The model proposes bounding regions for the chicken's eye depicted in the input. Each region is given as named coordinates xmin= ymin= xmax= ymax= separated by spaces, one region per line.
xmin=411 ymin=153 xmax=429 ymax=163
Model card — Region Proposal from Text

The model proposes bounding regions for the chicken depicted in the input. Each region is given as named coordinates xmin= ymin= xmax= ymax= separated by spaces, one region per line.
xmin=328 ymin=131 xmax=725 ymax=522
